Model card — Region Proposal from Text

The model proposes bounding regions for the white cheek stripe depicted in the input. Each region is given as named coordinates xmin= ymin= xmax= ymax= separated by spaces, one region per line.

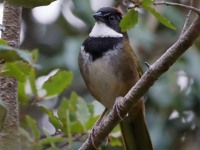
xmin=89 ymin=22 xmax=123 ymax=38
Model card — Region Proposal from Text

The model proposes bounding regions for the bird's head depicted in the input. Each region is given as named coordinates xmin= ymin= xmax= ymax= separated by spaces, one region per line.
xmin=89 ymin=7 xmax=124 ymax=38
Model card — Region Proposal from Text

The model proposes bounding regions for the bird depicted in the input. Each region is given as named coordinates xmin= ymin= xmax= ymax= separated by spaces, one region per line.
xmin=78 ymin=7 xmax=153 ymax=150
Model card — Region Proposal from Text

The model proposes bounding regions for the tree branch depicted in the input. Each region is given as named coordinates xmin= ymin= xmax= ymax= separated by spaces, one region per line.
xmin=180 ymin=0 xmax=193 ymax=37
xmin=154 ymin=1 xmax=200 ymax=15
xmin=0 ymin=1 xmax=22 ymax=150
xmin=79 ymin=14 xmax=200 ymax=150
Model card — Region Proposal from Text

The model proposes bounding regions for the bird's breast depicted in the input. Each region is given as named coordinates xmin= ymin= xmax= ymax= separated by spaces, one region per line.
xmin=80 ymin=49 xmax=135 ymax=109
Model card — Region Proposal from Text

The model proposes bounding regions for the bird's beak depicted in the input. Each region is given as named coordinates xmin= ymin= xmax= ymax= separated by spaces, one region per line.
xmin=93 ymin=12 xmax=104 ymax=22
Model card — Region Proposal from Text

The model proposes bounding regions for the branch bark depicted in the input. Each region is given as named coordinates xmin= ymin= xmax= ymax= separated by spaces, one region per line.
xmin=154 ymin=1 xmax=200 ymax=15
xmin=79 ymin=15 xmax=200 ymax=150
xmin=0 ymin=1 xmax=22 ymax=150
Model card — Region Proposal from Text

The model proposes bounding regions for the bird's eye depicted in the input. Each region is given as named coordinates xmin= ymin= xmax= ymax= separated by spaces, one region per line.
xmin=109 ymin=15 xmax=115 ymax=21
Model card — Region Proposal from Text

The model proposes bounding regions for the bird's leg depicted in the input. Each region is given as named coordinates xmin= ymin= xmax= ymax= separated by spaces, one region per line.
xmin=89 ymin=108 xmax=108 ymax=149
xmin=95 ymin=108 xmax=108 ymax=126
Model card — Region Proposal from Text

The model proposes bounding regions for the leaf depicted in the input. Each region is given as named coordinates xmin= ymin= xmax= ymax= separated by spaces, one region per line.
xmin=37 ymin=136 xmax=68 ymax=145
xmin=19 ymin=127 xmax=33 ymax=142
xmin=18 ymin=81 xmax=29 ymax=104
xmin=39 ymin=106 xmax=63 ymax=130
xmin=85 ymin=116 xmax=99 ymax=130
xmin=47 ymin=147 xmax=59 ymax=150
xmin=6 ymin=0 xmax=56 ymax=8
xmin=0 ymin=99 xmax=7 ymax=131
xmin=39 ymin=106 xmax=54 ymax=116
xmin=142 ymin=5 xmax=176 ymax=30
xmin=142 ymin=0 xmax=154 ymax=6
xmin=0 ymin=39 xmax=8 ymax=45
xmin=37 ymin=128 xmax=67 ymax=146
xmin=110 ymin=137 xmax=122 ymax=147
xmin=29 ymin=68 xmax=38 ymax=95
xmin=120 ymin=8 xmax=138 ymax=32
xmin=49 ymin=116 xmax=63 ymax=130
xmin=70 ymin=121 xmax=84 ymax=133
xmin=76 ymin=96 xmax=91 ymax=128
xmin=69 ymin=92 xmax=79 ymax=112
xmin=0 ymin=45 xmax=33 ymax=64
xmin=0 ymin=61 xmax=32 ymax=82
xmin=42 ymin=70 xmax=73 ymax=96
xmin=57 ymin=98 xmax=68 ymax=123
xmin=32 ymin=49 xmax=39 ymax=62
xmin=26 ymin=115 xmax=40 ymax=140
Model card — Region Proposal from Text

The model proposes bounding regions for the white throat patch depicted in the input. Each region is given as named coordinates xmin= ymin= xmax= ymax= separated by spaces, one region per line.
xmin=89 ymin=22 xmax=123 ymax=38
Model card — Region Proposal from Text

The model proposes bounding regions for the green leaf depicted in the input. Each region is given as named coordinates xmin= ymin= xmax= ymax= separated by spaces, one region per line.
xmin=120 ymin=9 xmax=138 ymax=32
xmin=19 ymin=127 xmax=33 ymax=142
xmin=142 ymin=0 xmax=154 ymax=6
xmin=47 ymin=147 xmax=59 ymax=150
xmin=37 ymin=128 xmax=67 ymax=146
xmin=37 ymin=136 xmax=68 ymax=145
xmin=110 ymin=137 xmax=122 ymax=147
xmin=39 ymin=106 xmax=54 ymax=116
xmin=49 ymin=116 xmax=63 ymax=130
xmin=87 ymin=103 xmax=94 ymax=116
xmin=42 ymin=70 xmax=73 ymax=96
xmin=0 ymin=39 xmax=8 ymax=45
xmin=6 ymin=0 xmax=56 ymax=8
xmin=39 ymin=106 xmax=63 ymax=130
xmin=0 ymin=45 xmax=33 ymax=64
xmin=85 ymin=116 xmax=99 ymax=130
xmin=32 ymin=49 xmax=39 ymax=62
xmin=0 ymin=61 xmax=32 ymax=82
xmin=26 ymin=115 xmax=40 ymax=140
xmin=18 ymin=81 xmax=29 ymax=104
xmin=0 ymin=99 xmax=7 ymax=131
xmin=76 ymin=96 xmax=91 ymax=128
xmin=69 ymin=92 xmax=79 ymax=112
xmin=142 ymin=5 xmax=176 ymax=30
xmin=70 ymin=121 xmax=84 ymax=133
xmin=29 ymin=68 xmax=38 ymax=95
xmin=57 ymin=98 xmax=68 ymax=124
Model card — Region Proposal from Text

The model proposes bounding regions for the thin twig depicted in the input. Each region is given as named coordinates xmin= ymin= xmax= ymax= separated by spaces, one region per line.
xmin=180 ymin=0 xmax=194 ymax=37
xmin=154 ymin=1 xmax=200 ymax=15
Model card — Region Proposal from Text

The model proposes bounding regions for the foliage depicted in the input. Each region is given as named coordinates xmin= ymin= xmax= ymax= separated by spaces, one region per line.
xmin=0 ymin=38 xmax=120 ymax=149
xmin=120 ymin=0 xmax=176 ymax=31
xmin=6 ymin=0 xmax=55 ymax=8
xmin=120 ymin=8 xmax=138 ymax=32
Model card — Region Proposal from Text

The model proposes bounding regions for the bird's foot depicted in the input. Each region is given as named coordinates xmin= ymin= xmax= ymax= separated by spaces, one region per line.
xmin=114 ymin=97 xmax=124 ymax=120
xmin=89 ymin=126 xmax=98 ymax=149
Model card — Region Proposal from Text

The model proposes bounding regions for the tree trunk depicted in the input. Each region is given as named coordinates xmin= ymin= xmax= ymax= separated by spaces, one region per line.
xmin=0 ymin=1 xmax=22 ymax=150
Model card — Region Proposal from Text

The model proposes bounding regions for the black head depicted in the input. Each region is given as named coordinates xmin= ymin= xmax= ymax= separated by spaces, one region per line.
xmin=93 ymin=7 xmax=123 ymax=33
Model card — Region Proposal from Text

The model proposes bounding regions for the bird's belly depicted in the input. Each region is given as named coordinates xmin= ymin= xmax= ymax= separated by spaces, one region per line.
xmin=87 ymin=58 xmax=126 ymax=108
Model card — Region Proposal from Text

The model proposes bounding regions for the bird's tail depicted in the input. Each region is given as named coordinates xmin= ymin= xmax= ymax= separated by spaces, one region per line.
xmin=120 ymin=100 xmax=153 ymax=150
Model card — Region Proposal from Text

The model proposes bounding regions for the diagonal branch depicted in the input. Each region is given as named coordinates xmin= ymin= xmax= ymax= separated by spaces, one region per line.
xmin=79 ymin=14 xmax=200 ymax=150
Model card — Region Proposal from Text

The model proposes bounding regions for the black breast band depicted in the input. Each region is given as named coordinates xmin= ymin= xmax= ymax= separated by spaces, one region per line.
xmin=82 ymin=37 xmax=123 ymax=61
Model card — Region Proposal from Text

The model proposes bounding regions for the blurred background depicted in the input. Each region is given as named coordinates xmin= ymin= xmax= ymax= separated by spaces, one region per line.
xmin=1 ymin=0 xmax=200 ymax=149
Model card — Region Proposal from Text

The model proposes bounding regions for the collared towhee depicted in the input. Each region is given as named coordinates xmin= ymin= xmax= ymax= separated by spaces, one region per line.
xmin=79 ymin=7 xmax=153 ymax=150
